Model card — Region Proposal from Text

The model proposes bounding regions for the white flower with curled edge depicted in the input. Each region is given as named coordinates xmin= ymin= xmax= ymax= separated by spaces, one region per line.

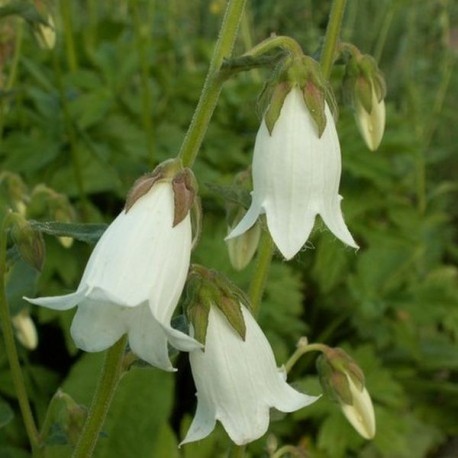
xmin=226 ymin=55 xmax=358 ymax=260
xmin=25 ymin=159 xmax=202 ymax=371
xmin=181 ymin=266 xmax=319 ymax=446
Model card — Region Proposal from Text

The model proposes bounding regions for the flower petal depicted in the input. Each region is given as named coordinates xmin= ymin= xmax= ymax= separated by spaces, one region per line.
xmin=180 ymin=394 xmax=217 ymax=446
xmin=23 ymin=290 xmax=85 ymax=311
xmin=225 ymin=200 xmax=262 ymax=241
xmin=126 ymin=305 xmax=176 ymax=371
xmin=320 ymin=195 xmax=359 ymax=249
xmin=79 ymin=183 xmax=190 ymax=310
xmin=70 ymin=300 xmax=128 ymax=352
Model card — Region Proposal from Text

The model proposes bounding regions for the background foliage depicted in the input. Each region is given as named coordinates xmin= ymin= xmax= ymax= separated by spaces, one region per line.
xmin=0 ymin=0 xmax=457 ymax=457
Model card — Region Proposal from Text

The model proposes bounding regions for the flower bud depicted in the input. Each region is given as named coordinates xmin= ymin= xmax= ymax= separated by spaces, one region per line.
xmin=12 ymin=309 xmax=38 ymax=350
xmin=10 ymin=212 xmax=45 ymax=271
xmin=42 ymin=390 xmax=87 ymax=446
xmin=183 ymin=265 xmax=248 ymax=345
xmin=31 ymin=1 xmax=56 ymax=50
xmin=225 ymin=170 xmax=261 ymax=270
xmin=317 ymin=347 xmax=375 ymax=439
xmin=343 ymin=52 xmax=386 ymax=151
xmin=33 ymin=14 xmax=56 ymax=50
xmin=0 ymin=171 xmax=29 ymax=215
xmin=28 ymin=184 xmax=77 ymax=248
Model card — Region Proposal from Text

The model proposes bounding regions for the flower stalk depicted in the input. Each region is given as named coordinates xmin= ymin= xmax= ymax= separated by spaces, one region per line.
xmin=178 ymin=0 xmax=247 ymax=168
xmin=320 ymin=0 xmax=347 ymax=79
xmin=71 ymin=335 xmax=128 ymax=458
xmin=0 ymin=213 xmax=41 ymax=453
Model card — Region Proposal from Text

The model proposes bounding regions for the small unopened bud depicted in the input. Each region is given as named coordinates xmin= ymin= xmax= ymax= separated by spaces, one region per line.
xmin=10 ymin=213 xmax=45 ymax=271
xmin=33 ymin=14 xmax=56 ymax=50
xmin=343 ymin=50 xmax=386 ymax=151
xmin=354 ymin=88 xmax=386 ymax=151
xmin=12 ymin=310 xmax=38 ymax=350
xmin=42 ymin=390 xmax=87 ymax=446
xmin=225 ymin=170 xmax=260 ymax=270
xmin=0 ymin=171 xmax=29 ymax=215
xmin=317 ymin=348 xmax=376 ymax=439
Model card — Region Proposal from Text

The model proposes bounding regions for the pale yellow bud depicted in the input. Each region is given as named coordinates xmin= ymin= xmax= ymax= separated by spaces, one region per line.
xmin=12 ymin=310 xmax=38 ymax=350
xmin=339 ymin=373 xmax=376 ymax=439
xmin=355 ymin=87 xmax=385 ymax=151
xmin=34 ymin=15 xmax=56 ymax=50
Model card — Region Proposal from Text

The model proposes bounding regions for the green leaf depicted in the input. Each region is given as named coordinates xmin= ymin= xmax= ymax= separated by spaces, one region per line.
xmin=29 ymin=221 xmax=107 ymax=244
xmin=0 ymin=397 xmax=14 ymax=428
xmin=61 ymin=353 xmax=175 ymax=457
xmin=5 ymin=258 xmax=39 ymax=315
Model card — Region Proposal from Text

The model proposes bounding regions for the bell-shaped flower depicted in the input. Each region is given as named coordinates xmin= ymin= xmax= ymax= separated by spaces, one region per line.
xmin=25 ymin=162 xmax=201 ymax=371
xmin=227 ymin=87 xmax=358 ymax=260
xmin=181 ymin=304 xmax=318 ymax=445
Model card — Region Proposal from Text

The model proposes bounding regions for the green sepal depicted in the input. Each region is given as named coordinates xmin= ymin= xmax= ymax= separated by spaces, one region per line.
xmin=317 ymin=354 xmax=353 ymax=405
xmin=186 ymin=300 xmax=210 ymax=346
xmin=302 ymin=81 xmax=327 ymax=137
xmin=264 ymin=82 xmax=293 ymax=135
xmin=124 ymin=158 xmax=184 ymax=212
xmin=215 ymin=296 xmax=246 ymax=341
xmin=184 ymin=265 xmax=249 ymax=345
xmin=124 ymin=168 xmax=164 ymax=212
xmin=355 ymin=76 xmax=373 ymax=114
xmin=173 ymin=168 xmax=198 ymax=227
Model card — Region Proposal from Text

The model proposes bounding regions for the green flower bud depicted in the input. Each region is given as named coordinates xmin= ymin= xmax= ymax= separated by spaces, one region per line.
xmin=41 ymin=390 xmax=87 ymax=446
xmin=317 ymin=347 xmax=375 ymax=439
xmin=10 ymin=212 xmax=45 ymax=271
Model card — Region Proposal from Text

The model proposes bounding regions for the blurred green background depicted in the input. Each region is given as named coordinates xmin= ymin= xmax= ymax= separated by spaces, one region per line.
xmin=0 ymin=0 xmax=457 ymax=457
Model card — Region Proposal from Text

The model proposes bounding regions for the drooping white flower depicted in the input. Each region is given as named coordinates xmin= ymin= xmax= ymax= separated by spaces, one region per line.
xmin=25 ymin=174 xmax=201 ymax=371
xmin=227 ymin=87 xmax=358 ymax=260
xmin=340 ymin=373 xmax=376 ymax=439
xmin=181 ymin=305 xmax=318 ymax=446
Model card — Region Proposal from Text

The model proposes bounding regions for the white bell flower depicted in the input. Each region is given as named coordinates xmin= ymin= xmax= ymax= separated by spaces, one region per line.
xmin=25 ymin=180 xmax=200 ymax=371
xmin=181 ymin=305 xmax=318 ymax=446
xmin=227 ymin=87 xmax=358 ymax=260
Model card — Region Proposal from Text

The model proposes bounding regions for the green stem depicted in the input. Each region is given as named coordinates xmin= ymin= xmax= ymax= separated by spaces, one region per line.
xmin=320 ymin=0 xmax=347 ymax=79
xmin=0 ymin=214 xmax=41 ymax=452
xmin=284 ymin=343 xmax=328 ymax=374
xmin=131 ymin=0 xmax=156 ymax=166
xmin=71 ymin=336 xmax=127 ymax=458
xmin=0 ymin=21 xmax=23 ymax=144
xmin=243 ymin=35 xmax=303 ymax=58
xmin=248 ymin=229 xmax=274 ymax=316
xmin=60 ymin=1 xmax=78 ymax=72
xmin=178 ymin=0 xmax=247 ymax=168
